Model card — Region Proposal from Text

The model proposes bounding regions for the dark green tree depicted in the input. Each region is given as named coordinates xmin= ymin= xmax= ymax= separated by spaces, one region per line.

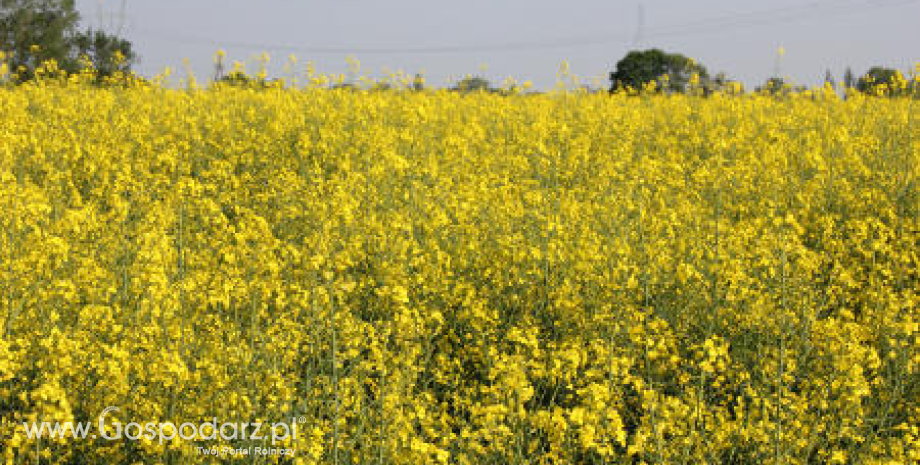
xmin=72 ymin=28 xmax=134 ymax=78
xmin=756 ymin=77 xmax=806 ymax=96
xmin=0 ymin=0 xmax=134 ymax=82
xmin=856 ymin=66 xmax=904 ymax=96
xmin=698 ymin=71 xmax=743 ymax=96
xmin=451 ymin=75 xmax=493 ymax=93
xmin=0 ymin=0 xmax=77 ymax=79
xmin=217 ymin=69 xmax=288 ymax=90
xmin=609 ymin=48 xmax=708 ymax=93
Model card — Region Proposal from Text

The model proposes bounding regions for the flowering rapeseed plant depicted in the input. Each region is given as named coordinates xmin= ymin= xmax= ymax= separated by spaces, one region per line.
xmin=0 ymin=66 xmax=917 ymax=464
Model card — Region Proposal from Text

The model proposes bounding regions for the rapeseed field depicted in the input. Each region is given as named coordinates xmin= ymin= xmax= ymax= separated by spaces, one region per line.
xmin=0 ymin=69 xmax=917 ymax=464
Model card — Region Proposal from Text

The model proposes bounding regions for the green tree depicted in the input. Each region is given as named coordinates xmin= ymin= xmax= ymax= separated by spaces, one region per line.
xmin=451 ymin=75 xmax=493 ymax=93
xmin=72 ymin=28 xmax=134 ymax=78
xmin=0 ymin=0 xmax=134 ymax=82
xmin=756 ymin=77 xmax=806 ymax=96
xmin=856 ymin=66 xmax=904 ymax=96
xmin=0 ymin=0 xmax=77 ymax=79
xmin=609 ymin=48 xmax=708 ymax=93
xmin=700 ymin=71 xmax=743 ymax=96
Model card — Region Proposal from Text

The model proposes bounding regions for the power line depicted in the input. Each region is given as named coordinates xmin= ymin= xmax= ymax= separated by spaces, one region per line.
xmin=647 ymin=0 xmax=917 ymax=37
xmin=131 ymin=0 xmax=919 ymax=55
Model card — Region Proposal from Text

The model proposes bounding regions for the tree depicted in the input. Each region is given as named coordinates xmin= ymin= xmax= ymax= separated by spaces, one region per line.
xmin=0 ymin=0 xmax=134 ymax=82
xmin=856 ymin=66 xmax=904 ymax=96
xmin=756 ymin=77 xmax=806 ymax=96
xmin=72 ymin=28 xmax=134 ymax=78
xmin=824 ymin=69 xmax=835 ymax=89
xmin=368 ymin=81 xmax=393 ymax=92
xmin=0 ymin=0 xmax=77 ymax=79
xmin=451 ymin=75 xmax=493 ymax=93
xmin=701 ymin=71 xmax=743 ymax=95
xmin=609 ymin=48 xmax=708 ymax=93
xmin=843 ymin=67 xmax=856 ymax=89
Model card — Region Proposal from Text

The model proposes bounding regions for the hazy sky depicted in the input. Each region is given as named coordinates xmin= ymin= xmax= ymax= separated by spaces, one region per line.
xmin=74 ymin=0 xmax=919 ymax=90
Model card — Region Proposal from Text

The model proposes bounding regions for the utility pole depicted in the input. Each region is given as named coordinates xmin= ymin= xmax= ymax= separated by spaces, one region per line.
xmin=94 ymin=0 xmax=129 ymax=35
xmin=116 ymin=0 xmax=128 ymax=37
xmin=633 ymin=3 xmax=645 ymax=49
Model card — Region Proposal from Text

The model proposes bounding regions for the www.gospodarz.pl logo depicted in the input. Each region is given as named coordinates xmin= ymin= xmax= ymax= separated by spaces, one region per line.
xmin=23 ymin=406 xmax=305 ymax=449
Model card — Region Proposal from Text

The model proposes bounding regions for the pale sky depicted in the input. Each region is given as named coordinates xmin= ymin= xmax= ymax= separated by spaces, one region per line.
xmin=75 ymin=0 xmax=920 ymax=90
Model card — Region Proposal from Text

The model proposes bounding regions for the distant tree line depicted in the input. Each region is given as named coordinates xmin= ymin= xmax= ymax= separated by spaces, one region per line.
xmin=439 ymin=49 xmax=915 ymax=98
xmin=607 ymin=48 xmax=916 ymax=98
xmin=1 ymin=1 xmax=916 ymax=97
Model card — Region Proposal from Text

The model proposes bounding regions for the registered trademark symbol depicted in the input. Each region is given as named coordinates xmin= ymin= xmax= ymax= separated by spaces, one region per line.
xmin=298 ymin=417 xmax=307 ymax=424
